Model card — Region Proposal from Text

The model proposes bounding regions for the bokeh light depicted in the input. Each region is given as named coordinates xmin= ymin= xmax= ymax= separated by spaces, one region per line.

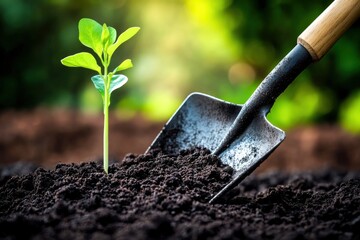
xmin=0 ymin=0 xmax=359 ymax=132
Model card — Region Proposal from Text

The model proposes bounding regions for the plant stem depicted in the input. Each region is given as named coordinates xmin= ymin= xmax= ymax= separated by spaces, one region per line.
xmin=103 ymin=94 xmax=109 ymax=174
xmin=103 ymin=88 xmax=109 ymax=174
xmin=103 ymin=54 xmax=109 ymax=174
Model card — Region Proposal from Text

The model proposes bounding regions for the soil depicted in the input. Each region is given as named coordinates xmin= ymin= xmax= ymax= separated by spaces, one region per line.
xmin=0 ymin=109 xmax=360 ymax=239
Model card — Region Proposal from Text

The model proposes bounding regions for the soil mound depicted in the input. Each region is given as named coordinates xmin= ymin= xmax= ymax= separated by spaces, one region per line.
xmin=1 ymin=148 xmax=359 ymax=240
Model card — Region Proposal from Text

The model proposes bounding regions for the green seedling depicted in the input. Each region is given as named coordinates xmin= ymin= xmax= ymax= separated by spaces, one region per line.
xmin=61 ymin=18 xmax=140 ymax=174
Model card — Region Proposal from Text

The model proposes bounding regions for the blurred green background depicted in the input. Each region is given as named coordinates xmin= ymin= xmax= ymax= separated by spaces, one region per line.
xmin=0 ymin=0 xmax=359 ymax=132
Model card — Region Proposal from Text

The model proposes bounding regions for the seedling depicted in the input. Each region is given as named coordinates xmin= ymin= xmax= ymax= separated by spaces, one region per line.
xmin=61 ymin=18 xmax=140 ymax=174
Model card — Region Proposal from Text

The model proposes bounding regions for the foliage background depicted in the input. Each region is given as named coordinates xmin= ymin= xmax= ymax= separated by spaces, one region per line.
xmin=0 ymin=0 xmax=359 ymax=132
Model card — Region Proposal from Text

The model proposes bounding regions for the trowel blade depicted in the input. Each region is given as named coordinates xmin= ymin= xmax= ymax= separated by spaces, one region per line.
xmin=146 ymin=92 xmax=241 ymax=154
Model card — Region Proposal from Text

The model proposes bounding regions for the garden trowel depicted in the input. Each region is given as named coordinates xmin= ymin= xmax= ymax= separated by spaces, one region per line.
xmin=146 ymin=0 xmax=360 ymax=203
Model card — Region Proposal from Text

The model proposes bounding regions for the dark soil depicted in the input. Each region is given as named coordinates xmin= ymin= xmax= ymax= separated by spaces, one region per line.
xmin=1 ymin=109 xmax=360 ymax=239
xmin=1 ymin=148 xmax=360 ymax=240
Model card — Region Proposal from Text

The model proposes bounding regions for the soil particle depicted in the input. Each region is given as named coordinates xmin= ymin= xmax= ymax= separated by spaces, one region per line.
xmin=0 ymin=148 xmax=359 ymax=240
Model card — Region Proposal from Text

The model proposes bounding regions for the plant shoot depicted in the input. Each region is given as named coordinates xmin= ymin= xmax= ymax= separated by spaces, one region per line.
xmin=61 ymin=18 xmax=140 ymax=173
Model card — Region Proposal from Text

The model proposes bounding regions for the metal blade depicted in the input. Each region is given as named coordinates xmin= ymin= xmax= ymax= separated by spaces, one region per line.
xmin=146 ymin=92 xmax=242 ymax=154
xmin=209 ymin=114 xmax=285 ymax=203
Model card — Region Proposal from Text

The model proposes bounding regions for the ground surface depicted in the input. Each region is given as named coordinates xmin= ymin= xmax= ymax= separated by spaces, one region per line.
xmin=1 ymin=148 xmax=360 ymax=240
xmin=0 ymin=109 xmax=360 ymax=240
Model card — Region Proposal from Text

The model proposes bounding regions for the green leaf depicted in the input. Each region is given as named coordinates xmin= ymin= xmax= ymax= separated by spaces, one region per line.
xmin=114 ymin=59 xmax=133 ymax=73
xmin=102 ymin=25 xmax=117 ymax=51
xmin=91 ymin=74 xmax=128 ymax=98
xmin=108 ymin=27 xmax=117 ymax=44
xmin=61 ymin=52 xmax=101 ymax=73
xmin=91 ymin=75 xmax=105 ymax=98
xmin=109 ymin=74 xmax=128 ymax=94
xmin=79 ymin=18 xmax=103 ymax=57
xmin=101 ymin=23 xmax=110 ymax=47
xmin=107 ymin=27 xmax=140 ymax=58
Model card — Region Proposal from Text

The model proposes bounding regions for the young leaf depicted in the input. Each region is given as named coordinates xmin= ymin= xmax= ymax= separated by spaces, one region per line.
xmin=108 ymin=27 xmax=117 ymax=44
xmin=91 ymin=75 xmax=105 ymax=97
xmin=79 ymin=18 xmax=103 ymax=57
xmin=101 ymin=23 xmax=110 ymax=47
xmin=109 ymin=74 xmax=128 ymax=94
xmin=107 ymin=27 xmax=140 ymax=58
xmin=61 ymin=52 xmax=101 ymax=74
xmin=114 ymin=59 xmax=133 ymax=73
xmin=90 ymin=74 xmax=128 ymax=98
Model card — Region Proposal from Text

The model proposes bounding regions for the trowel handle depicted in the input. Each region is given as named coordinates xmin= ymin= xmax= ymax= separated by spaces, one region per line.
xmin=298 ymin=0 xmax=360 ymax=61
xmin=212 ymin=0 xmax=359 ymax=160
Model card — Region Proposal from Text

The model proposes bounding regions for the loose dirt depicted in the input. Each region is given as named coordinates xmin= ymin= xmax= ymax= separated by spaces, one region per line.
xmin=1 ymin=148 xmax=359 ymax=240
xmin=0 ymin=109 xmax=359 ymax=239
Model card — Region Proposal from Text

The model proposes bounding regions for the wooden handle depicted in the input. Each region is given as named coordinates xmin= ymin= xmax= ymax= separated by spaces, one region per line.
xmin=297 ymin=0 xmax=360 ymax=61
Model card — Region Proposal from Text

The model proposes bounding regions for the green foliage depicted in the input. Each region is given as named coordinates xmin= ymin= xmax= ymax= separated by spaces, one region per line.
xmin=1 ymin=0 xmax=359 ymax=133
xmin=91 ymin=75 xmax=128 ymax=100
xmin=61 ymin=18 xmax=139 ymax=108
xmin=78 ymin=18 xmax=104 ymax=58
xmin=61 ymin=52 xmax=101 ymax=73
xmin=114 ymin=59 xmax=133 ymax=73
xmin=61 ymin=18 xmax=139 ymax=173
xmin=107 ymin=27 xmax=140 ymax=59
